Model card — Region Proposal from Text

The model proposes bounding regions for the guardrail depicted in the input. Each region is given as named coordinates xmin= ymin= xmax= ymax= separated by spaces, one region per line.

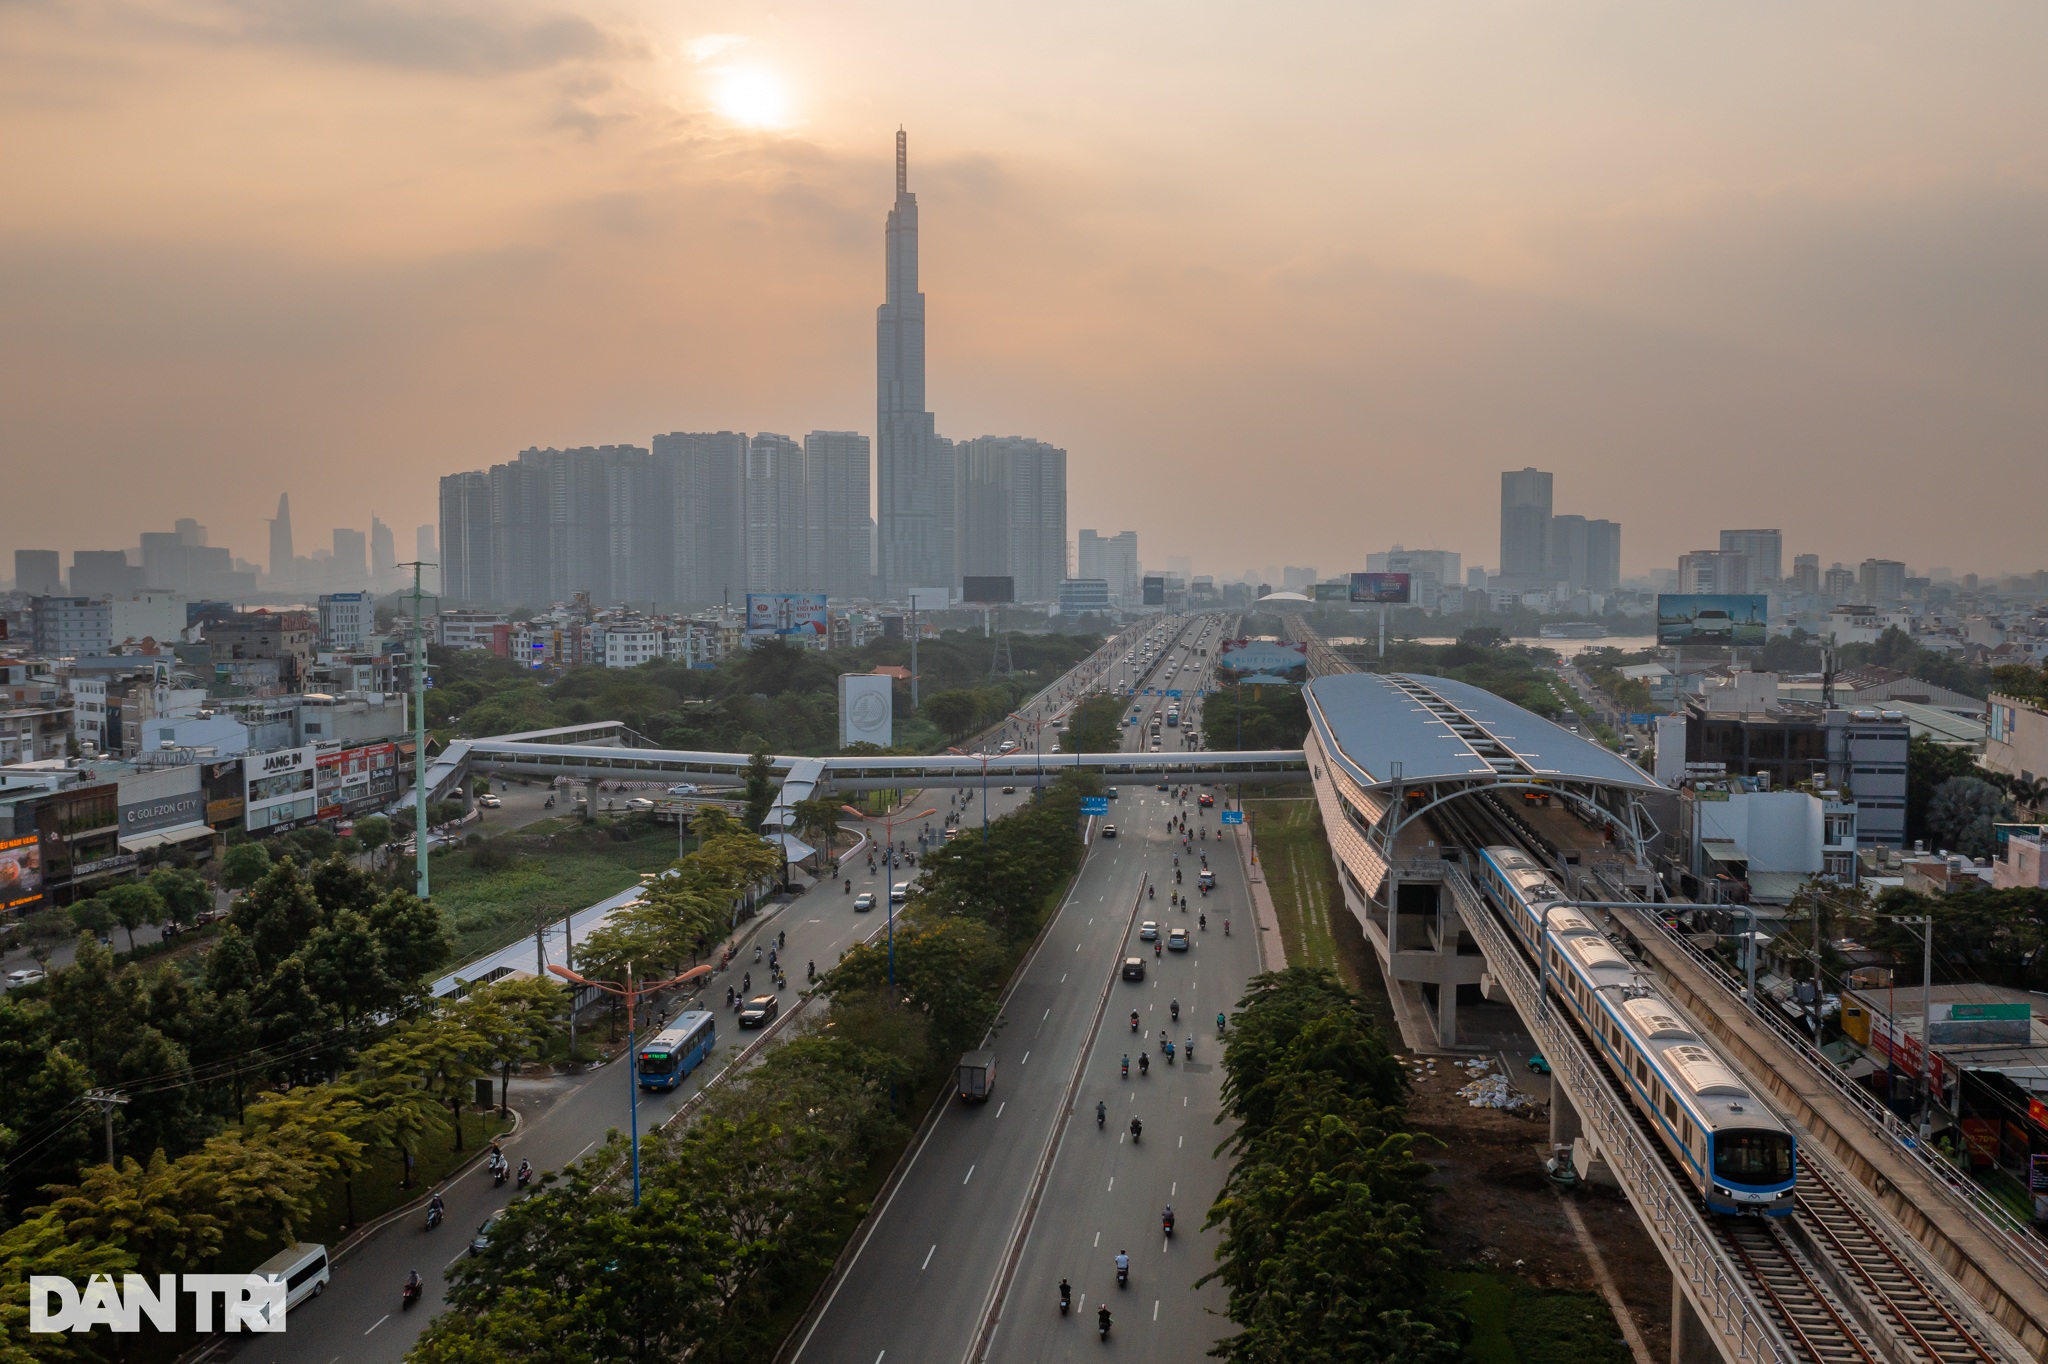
xmin=1442 ymin=865 xmax=1795 ymax=1364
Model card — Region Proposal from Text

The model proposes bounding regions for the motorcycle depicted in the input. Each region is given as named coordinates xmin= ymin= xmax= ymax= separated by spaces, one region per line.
xmin=490 ymin=1159 xmax=508 ymax=1188
xmin=1060 ymin=1280 xmax=1072 ymax=1315
xmin=1096 ymin=1102 xmax=1107 ymax=1129
xmin=1138 ymin=1052 xmax=1149 ymax=1076
xmin=1217 ymin=1011 xmax=1227 ymax=1035
xmin=1099 ymin=1307 xmax=1113 ymax=1340
xmin=1169 ymin=1000 xmax=1179 ymax=1022
xmin=1121 ymin=1055 xmax=1129 ymax=1079
xmin=401 ymin=1277 xmax=423 ymax=1310
xmin=1199 ymin=913 xmax=1207 ymax=930
xmin=1147 ymin=885 xmax=1153 ymax=900
xmin=425 ymin=1202 xmax=443 ymax=1231
xmin=1163 ymin=1209 xmax=1175 ymax=1237
xmin=1116 ymin=1255 xmax=1131 ymax=1286
xmin=1130 ymin=1118 xmax=1142 ymax=1144
xmin=844 ymin=879 xmax=851 ymax=894
xmin=1130 ymin=1011 xmax=1139 ymax=1032
xmin=516 ymin=1163 xmax=532 ymax=1191
xmin=1223 ymin=919 xmax=1230 ymax=936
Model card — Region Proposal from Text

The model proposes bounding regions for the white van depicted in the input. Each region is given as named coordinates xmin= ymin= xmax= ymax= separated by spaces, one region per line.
xmin=252 ymin=1242 xmax=330 ymax=1312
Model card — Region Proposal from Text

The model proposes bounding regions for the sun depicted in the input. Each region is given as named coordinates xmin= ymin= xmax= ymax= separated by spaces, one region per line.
xmin=712 ymin=67 xmax=792 ymax=129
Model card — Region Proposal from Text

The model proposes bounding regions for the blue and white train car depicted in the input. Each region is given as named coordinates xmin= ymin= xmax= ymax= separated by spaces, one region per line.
xmin=1477 ymin=846 xmax=1796 ymax=1215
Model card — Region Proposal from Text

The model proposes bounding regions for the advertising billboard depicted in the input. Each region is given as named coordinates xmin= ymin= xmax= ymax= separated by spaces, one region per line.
xmin=961 ymin=576 xmax=1015 ymax=604
xmin=0 ymin=833 xmax=41 ymax=914
xmin=1349 ymin=572 xmax=1412 ymax=604
xmin=1142 ymin=576 xmax=1165 ymax=606
xmin=838 ymin=673 xmax=895 ymax=750
xmin=1656 ymin=594 xmax=1767 ymax=647
xmin=1312 ymin=582 xmax=1351 ymax=602
xmin=746 ymin=592 xmax=829 ymax=638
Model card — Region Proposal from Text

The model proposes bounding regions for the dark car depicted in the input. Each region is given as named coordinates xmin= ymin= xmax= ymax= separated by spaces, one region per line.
xmin=1121 ymin=957 xmax=1146 ymax=981
xmin=1198 ymin=793 xmax=1214 ymax=808
xmin=739 ymin=995 xmax=779 ymax=1028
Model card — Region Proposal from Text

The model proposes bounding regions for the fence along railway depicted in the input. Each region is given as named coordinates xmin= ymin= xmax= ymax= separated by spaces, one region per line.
xmin=1280 ymin=615 xmax=2038 ymax=1363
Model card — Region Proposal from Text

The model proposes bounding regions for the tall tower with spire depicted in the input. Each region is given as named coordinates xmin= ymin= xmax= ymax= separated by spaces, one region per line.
xmin=268 ymin=493 xmax=295 ymax=586
xmin=876 ymin=129 xmax=952 ymax=596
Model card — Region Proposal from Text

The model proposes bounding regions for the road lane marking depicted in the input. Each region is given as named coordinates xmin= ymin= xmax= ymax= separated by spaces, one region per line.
xmin=875 ymin=1353 xmax=886 ymax=1364
xmin=365 ymin=1314 xmax=390 ymax=1335
xmin=1021 ymin=1052 xmax=1029 ymax=1065
xmin=923 ymin=1244 xmax=937 ymax=1270
xmin=996 ymin=1102 xmax=1005 ymax=1117
xmin=445 ymin=1247 xmax=471 ymax=1269
xmin=1107 ymin=1177 xmax=1114 ymax=1191
xmin=1095 ymin=1232 xmax=1100 ymax=1246
xmin=577 ymin=1138 xmax=596 ymax=1156
xmin=1119 ymin=1132 xmax=1124 ymax=1144
xmin=1154 ymin=1300 xmax=1161 ymax=1321
xmin=1172 ymin=1181 xmax=1178 ymax=1195
xmin=1074 ymin=943 xmax=1081 ymax=952
xmin=1061 ymin=973 xmax=1067 ymax=983
xmin=1042 ymin=1009 xmax=1050 ymax=1020
xmin=1179 ymin=1136 xmax=1184 ymax=1147
xmin=964 ymin=1165 xmax=975 ymax=1184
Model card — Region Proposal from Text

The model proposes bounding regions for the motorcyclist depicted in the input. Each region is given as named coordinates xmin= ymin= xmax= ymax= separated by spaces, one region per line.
xmin=807 ymin=960 xmax=815 ymax=981
xmin=1060 ymin=1277 xmax=1072 ymax=1312
xmin=1138 ymin=1052 xmax=1149 ymax=1075
xmin=1199 ymin=912 xmax=1207 ymax=930
xmin=1163 ymin=1205 xmax=1175 ymax=1233
xmin=404 ymin=1269 xmax=423 ymax=1295
xmin=1170 ymin=999 xmax=1179 ymax=1021
xmin=1096 ymin=1100 xmax=1107 ymax=1127
xmin=1147 ymin=884 xmax=1154 ymax=899
xmin=1121 ymin=1054 xmax=1129 ymax=1078
xmin=1217 ymin=1011 xmax=1226 ymax=1033
xmin=1115 ymin=1249 xmax=1131 ymax=1279
xmin=1186 ymin=1035 xmax=1195 ymax=1061
xmin=1130 ymin=1009 xmax=1139 ymax=1031
xmin=1130 ymin=1117 xmax=1142 ymax=1141
xmin=516 ymin=1158 xmax=533 ymax=1188
xmin=1099 ymin=1305 xmax=1113 ymax=1337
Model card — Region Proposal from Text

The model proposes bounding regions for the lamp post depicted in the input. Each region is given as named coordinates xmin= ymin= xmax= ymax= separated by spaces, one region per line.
xmin=947 ymin=747 xmax=995 ymax=843
xmin=546 ymin=960 xmax=710 ymax=1205
xmin=841 ymin=802 xmax=938 ymax=985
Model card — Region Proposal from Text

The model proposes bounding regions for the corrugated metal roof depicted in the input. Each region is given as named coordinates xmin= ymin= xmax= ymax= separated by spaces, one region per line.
xmin=1305 ymin=672 xmax=1661 ymax=793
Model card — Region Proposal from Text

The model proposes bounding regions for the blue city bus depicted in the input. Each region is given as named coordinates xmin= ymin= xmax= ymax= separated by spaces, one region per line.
xmin=636 ymin=1011 xmax=716 ymax=1090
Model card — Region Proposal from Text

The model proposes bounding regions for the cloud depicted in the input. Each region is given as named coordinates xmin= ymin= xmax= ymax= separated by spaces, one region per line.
xmin=221 ymin=0 xmax=619 ymax=76
xmin=685 ymin=33 xmax=747 ymax=65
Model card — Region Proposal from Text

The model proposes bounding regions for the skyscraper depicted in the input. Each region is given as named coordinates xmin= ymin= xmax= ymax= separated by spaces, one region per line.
xmin=876 ymin=130 xmax=950 ymax=595
xmin=1545 ymin=513 xmax=1588 ymax=591
xmin=1499 ymin=468 xmax=1552 ymax=583
xmin=332 ymin=527 xmax=368 ymax=584
xmin=268 ymin=494 xmax=294 ymax=584
xmin=1583 ymin=520 xmax=1622 ymax=594
xmin=655 ymin=430 xmax=747 ymax=607
xmin=745 ymin=433 xmax=808 ymax=592
xmin=1719 ymin=529 xmax=1783 ymax=586
xmin=371 ymin=516 xmax=396 ymax=589
xmin=438 ymin=471 xmax=490 ymax=602
xmin=805 ymin=430 xmax=874 ymax=598
xmin=958 ymin=437 xmax=1067 ymax=603
xmin=1078 ymin=531 xmax=1140 ymax=606
xmin=14 ymin=550 xmax=61 ymax=596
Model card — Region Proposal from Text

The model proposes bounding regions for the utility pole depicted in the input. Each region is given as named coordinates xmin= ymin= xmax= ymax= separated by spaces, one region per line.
xmin=400 ymin=560 xmax=437 ymax=900
xmin=909 ymin=601 xmax=921 ymax=708
xmin=83 ymin=1090 xmax=128 ymax=1165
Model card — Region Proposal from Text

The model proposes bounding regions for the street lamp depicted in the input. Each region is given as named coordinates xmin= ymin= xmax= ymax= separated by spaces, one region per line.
xmin=546 ymin=960 xmax=710 ymax=1205
xmin=841 ymin=802 xmax=938 ymax=985
xmin=947 ymin=747 xmax=996 ymax=843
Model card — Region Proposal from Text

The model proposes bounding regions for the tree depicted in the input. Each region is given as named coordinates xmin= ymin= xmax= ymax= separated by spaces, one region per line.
xmin=743 ymin=749 xmax=775 ymax=832
xmin=366 ymin=888 xmax=456 ymax=987
xmin=219 ymin=840 xmax=271 ymax=891
xmin=457 ymin=977 xmax=567 ymax=1114
xmin=922 ymin=689 xmax=979 ymax=739
xmin=147 ymin=865 xmax=212 ymax=928
xmin=354 ymin=813 xmax=394 ymax=866
xmin=101 ymin=881 xmax=165 ymax=952
xmin=301 ymin=909 xmax=397 ymax=1026
xmin=1907 ymin=735 xmax=1982 ymax=846
xmin=1925 ymin=777 xmax=2014 ymax=861
xmin=233 ymin=857 xmax=326 ymax=974
xmin=66 ymin=898 xmax=115 ymax=944
xmin=19 ymin=907 xmax=72 ymax=970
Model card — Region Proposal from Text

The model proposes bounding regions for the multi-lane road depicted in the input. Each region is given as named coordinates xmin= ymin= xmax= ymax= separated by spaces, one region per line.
xmin=792 ymin=615 xmax=1264 ymax=1362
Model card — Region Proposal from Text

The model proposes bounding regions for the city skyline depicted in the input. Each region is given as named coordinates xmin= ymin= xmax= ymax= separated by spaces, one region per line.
xmin=3 ymin=5 xmax=2045 ymax=575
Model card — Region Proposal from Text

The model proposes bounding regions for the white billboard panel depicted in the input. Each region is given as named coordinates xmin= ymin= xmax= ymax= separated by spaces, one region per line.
xmin=839 ymin=673 xmax=894 ymax=750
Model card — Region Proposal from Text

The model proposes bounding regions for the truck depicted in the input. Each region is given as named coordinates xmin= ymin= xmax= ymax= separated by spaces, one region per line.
xmin=957 ymin=1049 xmax=997 ymax=1102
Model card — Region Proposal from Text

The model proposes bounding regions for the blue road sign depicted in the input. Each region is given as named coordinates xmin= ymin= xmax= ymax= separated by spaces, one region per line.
xmin=1081 ymin=797 xmax=1110 ymax=816
xmin=1167 ymin=689 xmax=1182 ymax=698
xmin=1220 ymin=810 xmax=1245 ymax=825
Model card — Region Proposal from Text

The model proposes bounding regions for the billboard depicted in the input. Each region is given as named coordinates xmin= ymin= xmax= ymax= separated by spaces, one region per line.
xmin=1349 ymin=572 xmax=1411 ymax=604
xmin=962 ymin=576 xmax=1016 ymax=604
xmin=1142 ymin=576 xmax=1166 ymax=606
xmin=746 ymin=592 xmax=829 ymax=638
xmin=0 ymin=833 xmax=41 ymax=913
xmin=1656 ymin=594 xmax=1767 ymax=647
xmin=1312 ymin=582 xmax=1351 ymax=602
xmin=839 ymin=673 xmax=895 ymax=750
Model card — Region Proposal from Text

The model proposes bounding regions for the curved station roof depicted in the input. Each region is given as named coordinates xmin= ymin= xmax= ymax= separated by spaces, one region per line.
xmin=1304 ymin=672 xmax=1661 ymax=794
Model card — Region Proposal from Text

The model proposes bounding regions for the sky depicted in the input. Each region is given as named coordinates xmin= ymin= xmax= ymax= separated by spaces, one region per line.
xmin=3 ymin=0 xmax=2046 ymax=582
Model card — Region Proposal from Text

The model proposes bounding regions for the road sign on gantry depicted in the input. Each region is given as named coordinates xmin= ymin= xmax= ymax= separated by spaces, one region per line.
xmin=1081 ymin=797 xmax=1110 ymax=816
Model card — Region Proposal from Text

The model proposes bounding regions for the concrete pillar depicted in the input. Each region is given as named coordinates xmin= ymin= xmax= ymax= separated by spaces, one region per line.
xmin=1550 ymin=1081 xmax=1583 ymax=1150
xmin=1436 ymin=979 xmax=1459 ymax=1047
xmin=583 ymin=778 xmax=599 ymax=823
xmin=1671 ymin=1281 xmax=1725 ymax=1364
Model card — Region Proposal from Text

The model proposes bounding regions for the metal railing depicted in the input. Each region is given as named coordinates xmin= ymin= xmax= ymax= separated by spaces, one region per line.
xmin=1442 ymin=865 xmax=1795 ymax=1364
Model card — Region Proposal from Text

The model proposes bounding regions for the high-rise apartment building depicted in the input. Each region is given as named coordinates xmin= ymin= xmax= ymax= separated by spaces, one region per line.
xmin=1583 ymin=521 xmax=1621 ymax=594
xmin=1858 ymin=559 xmax=1907 ymax=607
xmin=370 ymin=517 xmax=396 ymax=589
xmin=655 ymin=430 xmax=747 ymax=608
xmin=1790 ymin=554 xmax=1820 ymax=596
xmin=805 ymin=431 xmax=874 ymax=599
xmin=438 ymin=471 xmax=490 ymax=603
xmin=14 ymin=550 xmax=61 ymax=595
xmin=1545 ymin=514 xmax=1588 ymax=592
xmin=745 ymin=433 xmax=809 ymax=592
xmin=1719 ymin=529 xmax=1783 ymax=587
xmin=332 ymin=528 xmax=368 ymax=584
xmin=70 ymin=550 xmax=140 ymax=596
xmin=1676 ymin=549 xmax=1751 ymax=595
xmin=1499 ymin=468 xmax=1553 ymax=583
xmin=1823 ymin=564 xmax=1856 ymax=601
xmin=958 ymin=437 xmax=1068 ymax=603
xmin=876 ymin=131 xmax=951 ymax=594
xmin=1078 ymin=531 xmax=1140 ymax=606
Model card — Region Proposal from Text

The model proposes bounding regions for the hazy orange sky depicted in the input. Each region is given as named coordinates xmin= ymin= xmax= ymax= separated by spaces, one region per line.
xmin=4 ymin=1 xmax=2045 ymax=581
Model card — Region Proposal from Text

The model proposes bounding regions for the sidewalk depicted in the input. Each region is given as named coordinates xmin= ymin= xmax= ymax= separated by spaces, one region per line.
xmin=1232 ymin=812 xmax=1287 ymax=972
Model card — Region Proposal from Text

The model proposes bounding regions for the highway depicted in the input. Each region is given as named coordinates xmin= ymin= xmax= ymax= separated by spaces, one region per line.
xmin=232 ymin=630 xmax=1145 ymax=1364
xmin=792 ymin=614 xmax=1265 ymax=1363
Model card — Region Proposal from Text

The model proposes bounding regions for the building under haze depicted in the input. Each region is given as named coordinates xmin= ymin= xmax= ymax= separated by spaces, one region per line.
xmin=876 ymin=130 xmax=951 ymax=596
xmin=805 ymin=430 xmax=875 ymax=599
xmin=958 ymin=437 xmax=1067 ymax=603
xmin=1719 ymin=529 xmax=1783 ymax=588
xmin=13 ymin=549 xmax=60 ymax=596
xmin=1079 ymin=530 xmax=1140 ymax=606
xmin=1496 ymin=468 xmax=1620 ymax=596
xmin=1498 ymin=468 xmax=1552 ymax=587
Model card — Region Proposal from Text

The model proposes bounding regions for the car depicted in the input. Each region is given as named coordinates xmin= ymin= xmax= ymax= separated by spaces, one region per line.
xmin=997 ymin=740 xmax=1018 ymax=754
xmin=739 ymin=995 xmax=780 ymax=1028
xmin=1526 ymin=1053 xmax=1552 ymax=1076
xmin=854 ymin=891 xmax=876 ymax=912
xmin=1157 ymin=782 xmax=1169 ymax=791
xmin=1167 ymin=928 xmax=1189 ymax=952
xmin=1138 ymin=920 xmax=1159 ymax=941
xmin=1198 ymin=793 xmax=1214 ymax=808
xmin=624 ymin=797 xmax=656 ymax=811
xmin=6 ymin=968 xmax=46 ymax=988
xmin=1001 ymin=785 xmax=1017 ymax=794
xmin=1121 ymin=957 xmax=1147 ymax=981
xmin=1198 ymin=869 xmax=1216 ymax=889
xmin=471 ymin=1214 xmax=500 ymax=1257
xmin=1101 ymin=823 xmax=1117 ymax=838
xmin=890 ymin=882 xmax=909 ymax=904
xmin=667 ymin=783 xmax=700 ymax=796
xmin=477 ymin=793 xmax=502 ymax=809
xmin=1107 ymin=787 xmax=1119 ymax=799
xmin=1691 ymin=608 xmax=1734 ymax=640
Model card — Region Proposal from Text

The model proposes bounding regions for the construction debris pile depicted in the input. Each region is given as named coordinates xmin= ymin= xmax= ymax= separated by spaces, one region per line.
xmin=1455 ymin=1057 xmax=1532 ymax=1111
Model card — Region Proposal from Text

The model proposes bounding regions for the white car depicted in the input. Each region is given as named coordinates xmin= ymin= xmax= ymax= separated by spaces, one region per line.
xmin=476 ymin=793 xmax=502 ymax=808
xmin=1138 ymin=920 xmax=1159 ymax=941
xmin=625 ymin=797 xmax=657 ymax=811
xmin=6 ymin=968 xmax=46 ymax=988
xmin=667 ymin=783 xmax=700 ymax=796
xmin=891 ymin=882 xmax=909 ymax=904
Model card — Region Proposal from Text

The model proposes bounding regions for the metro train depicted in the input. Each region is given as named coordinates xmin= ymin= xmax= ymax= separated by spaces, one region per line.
xmin=1475 ymin=845 xmax=1796 ymax=1216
